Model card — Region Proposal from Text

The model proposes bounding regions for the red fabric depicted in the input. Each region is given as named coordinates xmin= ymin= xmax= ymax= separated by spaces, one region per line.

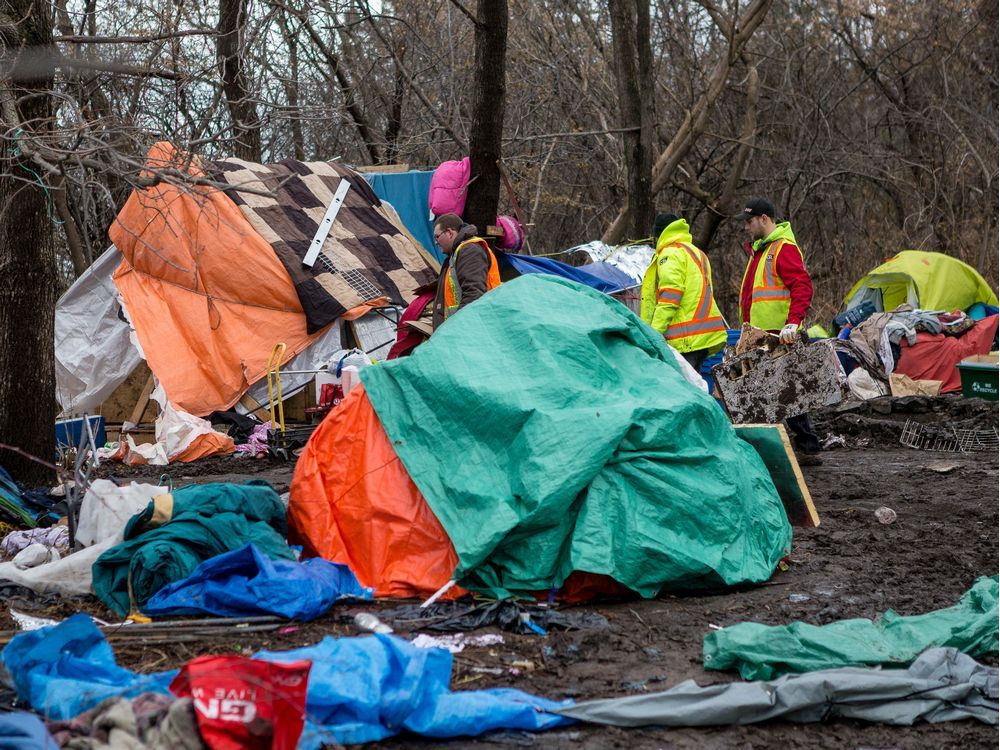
xmin=387 ymin=292 xmax=434 ymax=359
xmin=739 ymin=241 xmax=814 ymax=326
xmin=170 ymin=655 xmax=311 ymax=750
xmin=775 ymin=243 xmax=813 ymax=325
xmin=738 ymin=242 xmax=760 ymax=325
xmin=895 ymin=316 xmax=999 ymax=392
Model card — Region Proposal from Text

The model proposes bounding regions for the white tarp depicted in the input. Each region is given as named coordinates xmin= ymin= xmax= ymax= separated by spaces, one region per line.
xmin=55 ymin=246 xmax=142 ymax=416
xmin=0 ymin=480 xmax=163 ymax=595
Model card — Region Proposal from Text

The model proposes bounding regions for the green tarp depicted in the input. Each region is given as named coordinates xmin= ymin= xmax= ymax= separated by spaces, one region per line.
xmin=361 ymin=275 xmax=792 ymax=598
xmin=92 ymin=481 xmax=294 ymax=615
xmin=704 ymin=575 xmax=999 ymax=680
xmin=844 ymin=250 xmax=998 ymax=312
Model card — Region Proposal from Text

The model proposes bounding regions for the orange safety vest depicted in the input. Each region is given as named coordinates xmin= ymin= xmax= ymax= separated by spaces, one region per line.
xmin=443 ymin=238 xmax=501 ymax=318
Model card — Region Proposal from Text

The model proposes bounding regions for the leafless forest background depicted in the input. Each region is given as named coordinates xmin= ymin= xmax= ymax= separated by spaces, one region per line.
xmin=6 ymin=0 xmax=997 ymax=319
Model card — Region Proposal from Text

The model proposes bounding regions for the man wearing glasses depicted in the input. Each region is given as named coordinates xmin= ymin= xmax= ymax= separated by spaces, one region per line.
xmin=430 ymin=213 xmax=501 ymax=330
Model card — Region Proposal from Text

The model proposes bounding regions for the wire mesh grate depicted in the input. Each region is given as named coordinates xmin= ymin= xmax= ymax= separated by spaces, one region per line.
xmin=899 ymin=418 xmax=999 ymax=452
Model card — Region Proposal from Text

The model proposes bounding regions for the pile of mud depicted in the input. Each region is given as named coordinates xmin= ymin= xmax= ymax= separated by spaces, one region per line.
xmin=812 ymin=394 xmax=998 ymax=449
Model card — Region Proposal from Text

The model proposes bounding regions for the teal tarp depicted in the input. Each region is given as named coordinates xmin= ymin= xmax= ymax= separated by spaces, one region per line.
xmin=361 ymin=275 xmax=792 ymax=598
xmin=92 ymin=481 xmax=294 ymax=615
xmin=362 ymin=170 xmax=439 ymax=261
xmin=704 ymin=575 xmax=1000 ymax=680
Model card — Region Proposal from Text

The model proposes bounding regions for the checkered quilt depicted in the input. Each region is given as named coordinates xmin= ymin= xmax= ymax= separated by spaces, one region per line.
xmin=208 ymin=157 xmax=437 ymax=333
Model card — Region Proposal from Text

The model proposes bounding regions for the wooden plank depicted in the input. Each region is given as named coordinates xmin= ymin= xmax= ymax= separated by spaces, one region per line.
xmin=98 ymin=361 xmax=151 ymax=423
xmin=734 ymin=423 xmax=820 ymax=528
xmin=127 ymin=372 xmax=156 ymax=425
xmin=352 ymin=163 xmax=411 ymax=174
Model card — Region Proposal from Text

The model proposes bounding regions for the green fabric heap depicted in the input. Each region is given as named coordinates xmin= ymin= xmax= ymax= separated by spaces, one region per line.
xmin=704 ymin=575 xmax=999 ymax=680
xmin=361 ymin=274 xmax=791 ymax=598
xmin=92 ymin=480 xmax=294 ymax=615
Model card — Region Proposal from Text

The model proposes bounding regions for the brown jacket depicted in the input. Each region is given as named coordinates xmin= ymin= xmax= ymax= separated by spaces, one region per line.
xmin=431 ymin=224 xmax=494 ymax=329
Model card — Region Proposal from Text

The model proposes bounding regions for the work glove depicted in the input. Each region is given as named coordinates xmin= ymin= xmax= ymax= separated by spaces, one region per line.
xmin=779 ymin=323 xmax=799 ymax=344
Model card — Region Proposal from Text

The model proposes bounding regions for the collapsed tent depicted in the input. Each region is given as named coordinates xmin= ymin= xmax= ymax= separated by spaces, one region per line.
xmin=290 ymin=274 xmax=791 ymax=599
xmin=57 ymin=142 xmax=438 ymax=418
xmin=558 ymin=647 xmax=998 ymax=728
xmin=703 ymin=575 xmax=999 ymax=680
xmin=843 ymin=250 xmax=998 ymax=314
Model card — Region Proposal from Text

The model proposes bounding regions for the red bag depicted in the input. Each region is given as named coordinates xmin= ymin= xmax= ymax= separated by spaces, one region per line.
xmin=170 ymin=654 xmax=311 ymax=750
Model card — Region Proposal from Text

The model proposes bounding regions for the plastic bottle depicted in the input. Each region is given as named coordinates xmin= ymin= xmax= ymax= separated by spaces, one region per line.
xmin=353 ymin=612 xmax=393 ymax=634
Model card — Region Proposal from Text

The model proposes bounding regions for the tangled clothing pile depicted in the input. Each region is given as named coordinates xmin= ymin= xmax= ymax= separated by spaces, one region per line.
xmin=92 ymin=481 xmax=294 ymax=616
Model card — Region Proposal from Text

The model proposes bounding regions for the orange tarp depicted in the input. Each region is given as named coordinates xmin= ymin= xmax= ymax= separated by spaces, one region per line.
xmin=109 ymin=142 xmax=323 ymax=416
xmin=289 ymin=383 xmax=631 ymax=603
xmin=289 ymin=385 xmax=462 ymax=599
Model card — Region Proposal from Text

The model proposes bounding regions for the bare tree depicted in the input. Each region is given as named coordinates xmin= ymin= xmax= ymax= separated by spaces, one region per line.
xmin=218 ymin=0 xmax=262 ymax=160
xmin=608 ymin=0 xmax=655 ymax=240
xmin=463 ymin=0 xmax=509 ymax=234
xmin=1 ymin=1 xmax=58 ymax=485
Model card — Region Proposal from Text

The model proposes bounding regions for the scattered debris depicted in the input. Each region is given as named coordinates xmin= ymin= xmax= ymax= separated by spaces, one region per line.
xmin=822 ymin=434 xmax=847 ymax=450
xmin=875 ymin=507 xmax=898 ymax=524
xmin=354 ymin=612 xmax=393 ymax=634
xmin=411 ymin=633 xmax=504 ymax=653
xmin=899 ymin=418 xmax=999 ymax=452
xmin=9 ymin=610 xmax=59 ymax=631
xmin=924 ymin=461 xmax=963 ymax=474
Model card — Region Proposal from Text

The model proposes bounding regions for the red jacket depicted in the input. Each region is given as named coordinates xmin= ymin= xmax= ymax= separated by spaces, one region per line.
xmin=739 ymin=240 xmax=813 ymax=327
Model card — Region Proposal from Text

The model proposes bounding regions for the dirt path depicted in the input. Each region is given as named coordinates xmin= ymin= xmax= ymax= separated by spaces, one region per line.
xmin=61 ymin=400 xmax=1000 ymax=748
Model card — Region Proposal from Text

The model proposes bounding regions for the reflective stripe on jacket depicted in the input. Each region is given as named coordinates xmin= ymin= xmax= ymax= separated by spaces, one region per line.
xmin=739 ymin=239 xmax=804 ymax=330
xmin=443 ymin=238 xmax=501 ymax=318
xmin=640 ymin=219 xmax=727 ymax=354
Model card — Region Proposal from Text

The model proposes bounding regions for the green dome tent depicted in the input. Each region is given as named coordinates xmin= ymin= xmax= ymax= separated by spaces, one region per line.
xmin=843 ymin=250 xmax=997 ymax=313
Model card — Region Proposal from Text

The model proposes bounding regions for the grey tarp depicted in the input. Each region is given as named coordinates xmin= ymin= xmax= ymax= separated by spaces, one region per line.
xmin=557 ymin=648 xmax=998 ymax=727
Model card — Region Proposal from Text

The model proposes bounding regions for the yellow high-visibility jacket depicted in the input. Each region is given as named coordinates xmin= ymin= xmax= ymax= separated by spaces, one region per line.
xmin=640 ymin=219 xmax=727 ymax=354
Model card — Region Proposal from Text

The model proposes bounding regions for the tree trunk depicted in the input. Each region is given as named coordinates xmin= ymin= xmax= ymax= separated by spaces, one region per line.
xmin=695 ymin=65 xmax=761 ymax=250
xmin=602 ymin=0 xmax=772 ymax=244
xmin=218 ymin=0 xmax=262 ymax=161
xmin=0 ymin=1 xmax=58 ymax=486
xmin=277 ymin=10 xmax=305 ymax=160
xmin=608 ymin=0 xmax=655 ymax=241
xmin=464 ymin=0 xmax=508 ymax=235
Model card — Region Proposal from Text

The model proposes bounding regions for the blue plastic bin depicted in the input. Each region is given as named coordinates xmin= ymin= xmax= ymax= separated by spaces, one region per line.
xmin=701 ymin=329 xmax=741 ymax=397
xmin=55 ymin=416 xmax=106 ymax=449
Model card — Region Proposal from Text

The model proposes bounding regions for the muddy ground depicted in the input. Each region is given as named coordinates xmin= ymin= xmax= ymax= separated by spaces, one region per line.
xmin=7 ymin=396 xmax=999 ymax=749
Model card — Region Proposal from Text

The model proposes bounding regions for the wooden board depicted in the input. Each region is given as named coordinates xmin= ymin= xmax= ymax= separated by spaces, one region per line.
xmin=352 ymin=163 xmax=411 ymax=174
xmin=98 ymin=361 xmax=152 ymax=423
xmin=734 ymin=423 xmax=820 ymax=527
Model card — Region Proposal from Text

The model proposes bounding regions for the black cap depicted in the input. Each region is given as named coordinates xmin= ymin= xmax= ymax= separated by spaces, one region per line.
xmin=739 ymin=197 xmax=776 ymax=221
xmin=652 ymin=212 xmax=679 ymax=240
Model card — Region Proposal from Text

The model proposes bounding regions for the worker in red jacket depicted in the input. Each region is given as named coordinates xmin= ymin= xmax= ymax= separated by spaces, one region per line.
xmin=739 ymin=197 xmax=821 ymax=457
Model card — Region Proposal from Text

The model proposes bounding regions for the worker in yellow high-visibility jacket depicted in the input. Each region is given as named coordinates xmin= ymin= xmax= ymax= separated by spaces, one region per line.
xmin=640 ymin=213 xmax=728 ymax=372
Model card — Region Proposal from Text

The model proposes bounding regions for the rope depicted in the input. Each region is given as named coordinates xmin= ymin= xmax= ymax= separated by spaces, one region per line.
xmin=11 ymin=129 xmax=64 ymax=226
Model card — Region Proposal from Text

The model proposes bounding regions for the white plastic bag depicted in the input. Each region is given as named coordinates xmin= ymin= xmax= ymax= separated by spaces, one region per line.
xmin=76 ymin=478 xmax=167 ymax=547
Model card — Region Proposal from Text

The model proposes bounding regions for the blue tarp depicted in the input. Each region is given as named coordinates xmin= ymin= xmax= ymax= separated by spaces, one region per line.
xmin=3 ymin=615 xmax=572 ymax=745
xmin=363 ymin=170 xmax=441 ymax=261
xmin=143 ymin=543 xmax=372 ymax=620
xmin=503 ymin=254 xmax=635 ymax=294
xmin=0 ymin=712 xmax=58 ymax=750
xmin=1 ymin=615 xmax=176 ymax=720
xmin=257 ymin=634 xmax=573 ymax=747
